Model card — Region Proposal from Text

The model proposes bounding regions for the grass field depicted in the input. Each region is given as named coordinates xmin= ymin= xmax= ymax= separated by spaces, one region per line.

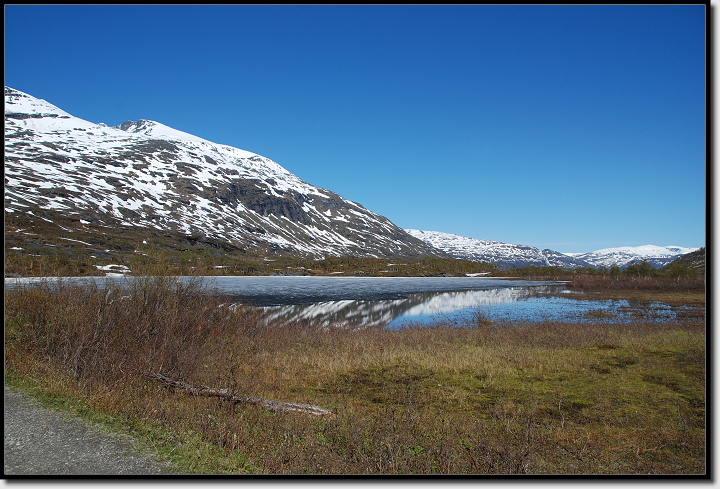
xmin=4 ymin=276 xmax=705 ymax=474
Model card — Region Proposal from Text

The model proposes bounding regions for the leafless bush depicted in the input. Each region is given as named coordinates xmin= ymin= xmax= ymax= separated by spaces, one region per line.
xmin=5 ymin=277 xmax=264 ymax=388
xmin=567 ymin=274 xmax=704 ymax=291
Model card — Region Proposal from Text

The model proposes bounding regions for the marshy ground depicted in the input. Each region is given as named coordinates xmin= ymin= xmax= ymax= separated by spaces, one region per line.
xmin=4 ymin=275 xmax=705 ymax=475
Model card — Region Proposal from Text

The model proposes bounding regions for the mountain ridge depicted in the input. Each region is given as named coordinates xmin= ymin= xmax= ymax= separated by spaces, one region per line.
xmin=405 ymin=229 xmax=699 ymax=270
xmin=405 ymin=229 xmax=594 ymax=270
xmin=4 ymin=87 xmax=443 ymax=260
xmin=571 ymin=244 xmax=700 ymax=269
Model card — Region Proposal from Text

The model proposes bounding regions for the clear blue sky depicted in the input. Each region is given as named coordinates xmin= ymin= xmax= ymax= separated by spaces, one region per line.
xmin=5 ymin=5 xmax=706 ymax=253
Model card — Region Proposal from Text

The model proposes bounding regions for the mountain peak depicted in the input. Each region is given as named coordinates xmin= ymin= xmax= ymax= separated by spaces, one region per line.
xmin=5 ymin=86 xmax=72 ymax=117
xmin=5 ymin=87 xmax=442 ymax=260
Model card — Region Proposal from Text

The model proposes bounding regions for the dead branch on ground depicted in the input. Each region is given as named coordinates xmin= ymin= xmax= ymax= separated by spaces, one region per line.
xmin=146 ymin=372 xmax=333 ymax=416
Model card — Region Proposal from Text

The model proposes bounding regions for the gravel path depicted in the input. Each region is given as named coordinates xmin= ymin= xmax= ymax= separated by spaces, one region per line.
xmin=4 ymin=386 xmax=176 ymax=475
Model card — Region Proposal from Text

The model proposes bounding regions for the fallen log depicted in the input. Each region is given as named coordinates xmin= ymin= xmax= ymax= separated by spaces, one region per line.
xmin=147 ymin=372 xmax=333 ymax=416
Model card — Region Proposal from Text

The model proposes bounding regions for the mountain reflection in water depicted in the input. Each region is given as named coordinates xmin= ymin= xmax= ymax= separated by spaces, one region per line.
xmin=262 ymin=287 xmax=545 ymax=329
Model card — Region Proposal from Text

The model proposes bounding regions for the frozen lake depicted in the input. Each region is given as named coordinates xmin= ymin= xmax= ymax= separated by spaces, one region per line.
xmin=197 ymin=276 xmax=561 ymax=306
xmin=5 ymin=275 xmax=698 ymax=329
xmin=3 ymin=275 xmax=560 ymax=306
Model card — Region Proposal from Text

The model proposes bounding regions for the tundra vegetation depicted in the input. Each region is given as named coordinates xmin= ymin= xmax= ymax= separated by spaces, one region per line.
xmin=5 ymin=270 xmax=705 ymax=474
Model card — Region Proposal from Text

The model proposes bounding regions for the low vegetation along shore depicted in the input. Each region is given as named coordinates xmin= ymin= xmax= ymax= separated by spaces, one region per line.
xmin=4 ymin=271 xmax=705 ymax=475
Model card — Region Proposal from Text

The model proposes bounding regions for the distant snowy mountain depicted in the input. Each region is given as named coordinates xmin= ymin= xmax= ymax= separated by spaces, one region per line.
xmin=404 ymin=230 xmax=699 ymax=271
xmin=4 ymin=87 xmax=443 ymax=259
xmin=571 ymin=245 xmax=700 ymax=269
xmin=405 ymin=229 xmax=593 ymax=270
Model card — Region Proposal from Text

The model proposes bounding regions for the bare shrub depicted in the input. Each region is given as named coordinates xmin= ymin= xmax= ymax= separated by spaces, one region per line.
xmin=5 ymin=277 xmax=262 ymax=388
xmin=567 ymin=274 xmax=704 ymax=291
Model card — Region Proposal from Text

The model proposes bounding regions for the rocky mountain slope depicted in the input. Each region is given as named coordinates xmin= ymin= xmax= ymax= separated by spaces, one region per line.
xmin=663 ymin=247 xmax=705 ymax=272
xmin=4 ymin=87 xmax=443 ymax=259
xmin=404 ymin=229 xmax=593 ymax=270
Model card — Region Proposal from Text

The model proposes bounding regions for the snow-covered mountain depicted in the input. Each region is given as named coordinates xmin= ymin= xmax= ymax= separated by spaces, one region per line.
xmin=570 ymin=245 xmax=700 ymax=269
xmin=406 ymin=230 xmax=699 ymax=270
xmin=405 ymin=229 xmax=593 ymax=270
xmin=4 ymin=87 xmax=443 ymax=259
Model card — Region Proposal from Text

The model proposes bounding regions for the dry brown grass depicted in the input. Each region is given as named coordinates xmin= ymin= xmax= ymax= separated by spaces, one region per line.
xmin=566 ymin=274 xmax=704 ymax=291
xmin=557 ymin=275 xmax=706 ymax=308
xmin=5 ymin=278 xmax=706 ymax=474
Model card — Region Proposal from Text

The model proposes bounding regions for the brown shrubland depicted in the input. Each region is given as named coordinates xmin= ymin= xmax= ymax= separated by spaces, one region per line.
xmin=5 ymin=277 xmax=705 ymax=474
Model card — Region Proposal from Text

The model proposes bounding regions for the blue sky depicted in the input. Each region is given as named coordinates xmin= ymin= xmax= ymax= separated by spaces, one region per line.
xmin=5 ymin=5 xmax=706 ymax=253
